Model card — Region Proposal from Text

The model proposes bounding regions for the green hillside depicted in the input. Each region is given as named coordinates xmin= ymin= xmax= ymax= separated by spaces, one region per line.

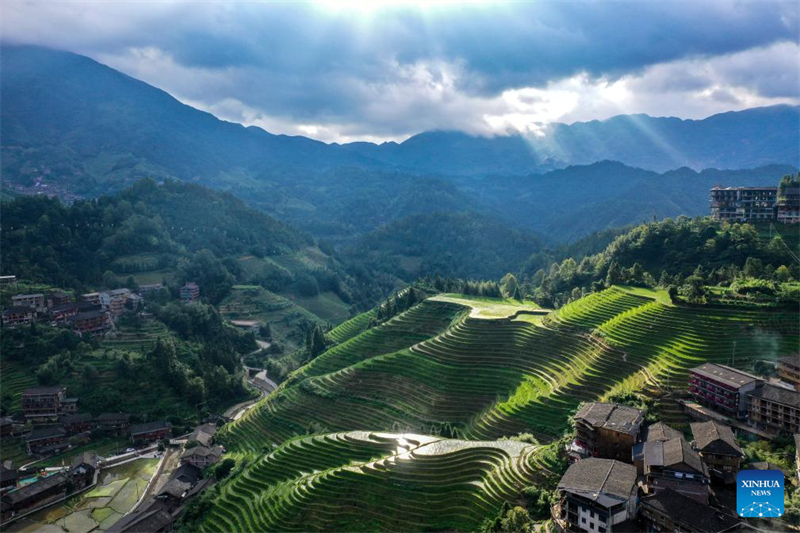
xmin=196 ymin=431 xmax=542 ymax=533
xmin=219 ymin=287 xmax=798 ymax=453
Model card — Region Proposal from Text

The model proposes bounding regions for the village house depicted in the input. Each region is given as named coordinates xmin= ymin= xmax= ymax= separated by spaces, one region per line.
xmin=688 ymin=363 xmax=762 ymax=419
xmin=632 ymin=422 xmax=683 ymax=475
xmin=11 ymin=293 xmax=45 ymax=312
xmin=130 ymin=421 xmax=172 ymax=444
xmin=0 ymin=418 xmax=13 ymax=439
xmin=188 ymin=423 xmax=217 ymax=447
xmin=25 ymin=425 xmax=68 ymax=455
xmin=643 ymin=436 xmax=710 ymax=503
xmin=690 ymin=420 xmax=744 ymax=483
xmin=778 ymin=355 xmax=800 ymax=391
xmin=572 ymin=403 xmax=643 ymax=463
xmin=137 ymin=283 xmax=163 ymax=296
xmin=21 ymin=386 xmax=68 ymax=421
xmin=180 ymin=282 xmax=200 ymax=304
xmin=103 ymin=288 xmax=131 ymax=318
xmin=47 ymin=292 xmax=71 ymax=308
xmin=59 ymin=413 xmax=95 ymax=435
xmin=69 ymin=309 xmax=112 ymax=337
xmin=49 ymin=302 xmax=79 ymax=325
xmin=106 ymin=506 xmax=174 ymax=533
xmin=1 ymin=307 xmax=35 ymax=328
xmin=96 ymin=413 xmax=131 ymax=436
xmin=746 ymin=383 xmax=800 ymax=434
xmin=0 ymin=472 xmax=68 ymax=522
xmin=80 ymin=292 xmax=102 ymax=306
xmin=180 ymin=445 xmax=224 ymax=469
xmin=69 ymin=452 xmax=99 ymax=490
xmin=640 ymin=489 xmax=741 ymax=533
xmin=553 ymin=458 xmax=638 ymax=533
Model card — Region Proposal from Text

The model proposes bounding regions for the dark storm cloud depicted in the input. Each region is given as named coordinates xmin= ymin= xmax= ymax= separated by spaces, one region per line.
xmin=2 ymin=1 xmax=798 ymax=141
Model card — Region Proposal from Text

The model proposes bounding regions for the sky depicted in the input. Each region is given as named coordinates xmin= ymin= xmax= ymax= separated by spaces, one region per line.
xmin=2 ymin=0 xmax=799 ymax=143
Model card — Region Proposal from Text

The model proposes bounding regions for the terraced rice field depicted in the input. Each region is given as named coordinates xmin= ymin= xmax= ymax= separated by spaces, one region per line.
xmin=0 ymin=360 xmax=38 ymax=411
xmin=101 ymin=319 xmax=169 ymax=353
xmin=327 ymin=310 xmax=376 ymax=344
xmin=220 ymin=287 xmax=799 ymax=451
xmin=200 ymin=431 xmax=540 ymax=533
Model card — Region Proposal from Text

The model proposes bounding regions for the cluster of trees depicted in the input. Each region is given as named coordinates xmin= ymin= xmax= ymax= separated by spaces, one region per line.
xmin=371 ymin=287 xmax=422 ymax=324
xmin=520 ymin=217 xmax=799 ymax=308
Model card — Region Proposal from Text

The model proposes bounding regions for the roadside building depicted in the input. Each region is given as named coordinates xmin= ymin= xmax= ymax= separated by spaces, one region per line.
xmin=96 ymin=413 xmax=131 ymax=436
xmin=640 ymin=488 xmax=741 ymax=533
xmin=130 ymin=421 xmax=172 ymax=444
xmin=180 ymin=282 xmax=200 ymax=304
xmin=59 ymin=413 xmax=95 ymax=435
xmin=643 ymin=436 xmax=710 ymax=503
xmin=69 ymin=452 xmax=99 ymax=490
xmin=188 ymin=423 xmax=217 ymax=447
xmin=21 ymin=386 xmax=67 ymax=421
xmin=11 ymin=293 xmax=45 ymax=312
xmin=572 ymin=402 xmax=644 ymax=462
xmin=632 ymin=422 xmax=683 ymax=475
xmin=26 ymin=425 xmax=68 ymax=455
xmin=553 ymin=458 xmax=638 ymax=533
xmin=69 ymin=310 xmax=112 ymax=337
xmin=746 ymin=383 xmax=800 ymax=434
xmin=0 ymin=473 xmax=68 ymax=522
xmin=180 ymin=445 xmax=224 ymax=469
xmin=1 ymin=307 xmax=35 ymax=328
xmin=171 ymin=463 xmax=202 ymax=485
xmin=688 ymin=363 xmax=762 ymax=419
xmin=778 ymin=355 xmax=800 ymax=391
xmin=690 ymin=420 xmax=744 ymax=483
xmin=106 ymin=506 xmax=174 ymax=533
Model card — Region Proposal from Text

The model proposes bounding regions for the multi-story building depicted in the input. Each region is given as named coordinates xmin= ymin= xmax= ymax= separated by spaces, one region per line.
xmin=553 ymin=458 xmax=638 ymax=533
xmin=778 ymin=355 xmax=800 ymax=391
xmin=47 ymin=292 xmax=71 ymax=308
xmin=80 ymin=292 xmax=102 ymax=306
xmin=130 ymin=421 xmax=172 ymax=444
xmin=69 ymin=310 xmax=112 ymax=337
xmin=69 ymin=453 xmax=98 ymax=491
xmin=690 ymin=420 xmax=744 ymax=483
xmin=688 ymin=363 xmax=762 ymax=419
xmin=632 ymin=422 xmax=683 ymax=475
xmin=11 ymin=293 xmax=45 ymax=312
xmin=103 ymin=289 xmax=131 ymax=318
xmin=572 ymin=403 xmax=644 ymax=463
xmin=137 ymin=283 xmax=163 ymax=295
xmin=96 ymin=413 xmax=131 ymax=436
xmin=777 ymin=184 xmax=800 ymax=224
xmin=180 ymin=282 xmax=200 ymax=304
xmin=49 ymin=302 xmax=79 ymax=325
xmin=710 ymin=186 xmax=778 ymax=222
xmin=643 ymin=436 xmax=710 ymax=503
xmin=180 ymin=445 xmax=224 ymax=469
xmin=747 ymin=383 xmax=800 ymax=434
xmin=59 ymin=413 xmax=95 ymax=435
xmin=0 ymin=473 xmax=68 ymax=522
xmin=21 ymin=387 xmax=67 ymax=421
xmin=1 ymin=307 xmax=35 ymax=328
xmin=25 ymin=425 xmax=68 ymax=455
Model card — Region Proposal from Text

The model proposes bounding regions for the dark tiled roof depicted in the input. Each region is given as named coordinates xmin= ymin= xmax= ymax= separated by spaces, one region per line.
xmin=22 ymin=386 xmax=65 ymax=395
xmin=130 ymin=420 xmax=171 ymax=436
xmin=558 ymin=458 xmax=637 ymax=507
xmin=106 ymin=507 xmax=174 ymax=533
xmin=97 ymin=413 xmax=131 ymax=422
xmin=171 ymin=463 xmax=202 ymax=485
xmin=691 ymin=363 xmax=761 ymax=388
xmin=643 ymin=489 xmax=740 ymax=533
xmin=181 ymin=445 xmax=223 ymax=459
xmin=778 ymin=354 xmax=799 ymax=368
xmin=26 ymin=425 xmax=67 ymax=442
xmin=644 ymin=437 xmax=707 ymax=476
xmin=748 ymin=383 xmax=800 ymax=408
xmin=59 ymin=413 xmax=93 ymax=425
xmin=574 ymin=403 xmax=644 ymax=436
xmin=643 ymin=422 xmax=682 ymax=443
xmin=3 ymin=306 xmax=35 ymax=314
xmin=157 ymin=479 xmax=191 ymax=499
xmin=691 ymin=421 xmax=743 ymax=457
xmin=70 ymin=310 xmax=106 ymax=321
xmin=749 ymin=461 xmax=790 ymax=478
xmin=3 ymin=473 xmax=67 ymax=505
xmin=71 ymin=452 xmax=99 ymax=469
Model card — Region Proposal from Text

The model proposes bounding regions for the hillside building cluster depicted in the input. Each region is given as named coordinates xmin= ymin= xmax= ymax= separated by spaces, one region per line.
xmin=554 ymin=400 xmax=795 ymax=533
xmin=710 ymin=183 xmax=800 ymax=224
xmin=1 ymin=281 xmax=199 ymax=336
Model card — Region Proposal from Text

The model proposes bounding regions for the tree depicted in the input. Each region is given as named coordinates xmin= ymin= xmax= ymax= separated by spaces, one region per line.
xmin=605 ymin=261 xmax=622 ymax=287
xmin=501 ymin=273 xmax=519 ymax=298
xmin=500 ymin=507 xmax=533 ymax=533
xmin=215 ymin=458 xmax=236 ymax=480
xmin=744 ymin=257 xmax=764 ymax=278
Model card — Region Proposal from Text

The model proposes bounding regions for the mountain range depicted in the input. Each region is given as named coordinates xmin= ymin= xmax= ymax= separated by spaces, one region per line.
xmin=1 ymin=44 xmax=798 ymax=256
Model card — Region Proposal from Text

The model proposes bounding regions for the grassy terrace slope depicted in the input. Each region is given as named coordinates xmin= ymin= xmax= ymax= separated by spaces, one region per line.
xmin=200 ymin=431 xmax=540 ymax=533
xmin=221 ymin=288 xmax=799 ymax=451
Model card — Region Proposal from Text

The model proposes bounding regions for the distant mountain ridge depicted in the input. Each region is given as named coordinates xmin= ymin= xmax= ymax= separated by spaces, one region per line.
xmin=2 ymin=44 xmax=798 ymax=194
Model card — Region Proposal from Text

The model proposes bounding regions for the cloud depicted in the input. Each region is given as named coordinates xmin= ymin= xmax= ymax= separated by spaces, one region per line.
xmin=1 ymin=1 xmax=798 ymax=142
